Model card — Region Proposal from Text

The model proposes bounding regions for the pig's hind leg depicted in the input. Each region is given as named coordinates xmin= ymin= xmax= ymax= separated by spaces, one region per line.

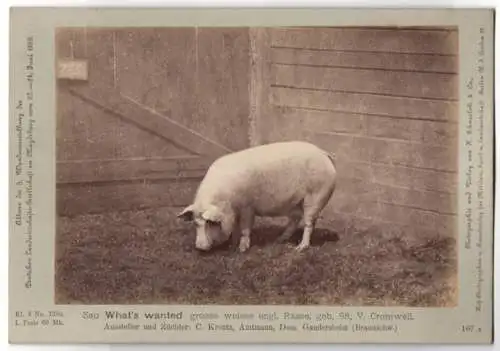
xmin=277 ymin=205 xmax=303 ymax=243
xmin=238 ymin=208 xmax=255 ymax=253
xmin=296 ymin=189 xmax=333 ymax=252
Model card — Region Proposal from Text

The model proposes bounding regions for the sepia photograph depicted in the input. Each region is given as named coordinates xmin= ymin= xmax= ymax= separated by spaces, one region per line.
xmin=54 ymin=26 xmax=459 ymax=307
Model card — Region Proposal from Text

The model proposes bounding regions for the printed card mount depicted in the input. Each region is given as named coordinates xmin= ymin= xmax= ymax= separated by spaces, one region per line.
xmin=8 ymin=7 xmax=495 ymax=344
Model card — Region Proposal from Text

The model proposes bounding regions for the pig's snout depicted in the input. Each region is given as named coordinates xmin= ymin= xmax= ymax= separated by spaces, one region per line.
xmin=195 ymin=243 xmax=211 ymax=251
xmin=195 ymin=237 xmax=212 ymax=251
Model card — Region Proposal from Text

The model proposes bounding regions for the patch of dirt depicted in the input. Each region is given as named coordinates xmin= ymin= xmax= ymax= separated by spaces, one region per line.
xmin=55 ymin=207 xmax=457 ymax=306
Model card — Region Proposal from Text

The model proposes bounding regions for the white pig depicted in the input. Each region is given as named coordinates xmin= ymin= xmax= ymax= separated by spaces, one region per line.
xmin=177 ymin=141 xmax=337 ymax=252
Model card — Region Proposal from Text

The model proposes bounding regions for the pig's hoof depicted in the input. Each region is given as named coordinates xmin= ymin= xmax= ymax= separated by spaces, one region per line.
xmin=239 ymin=237 xmax=250 ymax=252
xmin=295 ymin=243 xmax=309 ymax=252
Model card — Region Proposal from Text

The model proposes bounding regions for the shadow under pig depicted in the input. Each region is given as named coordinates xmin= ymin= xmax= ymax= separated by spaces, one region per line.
xmin=191 ymin=225 xmax=340 ymax=255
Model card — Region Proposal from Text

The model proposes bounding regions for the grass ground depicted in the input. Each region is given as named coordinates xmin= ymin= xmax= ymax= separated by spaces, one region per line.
xmin=55 ymin=206 xmax=457 ymax=306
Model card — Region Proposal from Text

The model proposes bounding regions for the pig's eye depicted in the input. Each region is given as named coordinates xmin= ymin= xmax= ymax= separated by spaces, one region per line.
xmin=206 ymin=220 xmax=219 ymax=226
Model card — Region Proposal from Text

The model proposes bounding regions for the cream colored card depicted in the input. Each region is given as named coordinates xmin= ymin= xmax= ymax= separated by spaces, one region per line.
xmin=9 ymin=7 xmax=494 ymax=344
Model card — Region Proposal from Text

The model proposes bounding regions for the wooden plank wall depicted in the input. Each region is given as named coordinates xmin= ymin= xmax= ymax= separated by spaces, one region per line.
xmin=56 ymin=28 xmax=250 ymax=216
xmin=260 ymin=27 xmax=459 ymax=238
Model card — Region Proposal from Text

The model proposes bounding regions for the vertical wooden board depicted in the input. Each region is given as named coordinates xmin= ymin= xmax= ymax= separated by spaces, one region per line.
xmin=115 ymin=28 xmax=198 ymax=138
xmin=56 ymin=86 xmax=113 ymax=161
xmin=55 ymin=28 xmax=72 ymax=59
xmin=196 ymin=28 xmax=251 ymax=151
xmin=55 ymin=27 xmax=86 ymax=60
xmin=249 ymin=28 xmax=272 ymax=147
xmin=85 ymin=28 xmax=116 ymax=88
xmin=56 ymin=87 xmax=190 ymax=161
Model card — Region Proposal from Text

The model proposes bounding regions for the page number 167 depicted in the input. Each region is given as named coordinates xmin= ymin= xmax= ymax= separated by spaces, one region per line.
xmin=461 ymin=325 xmax=481 ymax=333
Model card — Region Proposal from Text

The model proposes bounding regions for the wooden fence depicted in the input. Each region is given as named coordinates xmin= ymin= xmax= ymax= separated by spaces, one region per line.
xmin=56 ymin=28 xmax=250 ymax=215
xmin=57 ymin=26 xmax=459 ymax=238
xmin=252 ymin=27 xmax=459 ymax=237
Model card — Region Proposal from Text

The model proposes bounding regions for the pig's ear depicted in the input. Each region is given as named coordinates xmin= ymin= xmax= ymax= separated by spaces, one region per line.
xmin=177 ymin=204 xmax=195 ymax=221
xmin=201 ymin=205 xmax=223 ymax=224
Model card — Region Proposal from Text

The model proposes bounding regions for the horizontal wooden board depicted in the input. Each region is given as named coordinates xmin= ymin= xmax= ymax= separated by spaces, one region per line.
xmin=313 ymin=132 xmax=457 ymax=172
xmin=349 ymin=26 xmax=457 ymax=31
xmin=325 ymin=199 xmax=456 ymax=234
xmin=334 ymin=159 xmax=458 ymax=194
xmin=364 ymin=115 xmax=458 ymax=147
xmin=364 ymin=201 xmax=456 ymax=233
xmin=264 ymin=106 xmax=364 ymax=141
xmin=330 ymin=178 xmax=457 ymax=215
xmin=294 ymin=26 xmax=457 ymax=31
xmin=320 ymin=210 xmax=456 ymax=239
xmin=57 ymin=157 xmax=212 ymax=184
xmin=271 ymin=87 xmax=458 ymax=122
xmin=271 ymin=47 xmax=458 ymax=74
xmin=57 ymin=179 xmax=198 ymax=216
xmin=67 ymin=84 xmax=232 ymax=158
xmin=272 ymin=64 xmax=458 ymax=100
xmin=271 ymin=28 xmax=458 ymax=55
xmin=268 ymin=106 xmax=457 ymax=147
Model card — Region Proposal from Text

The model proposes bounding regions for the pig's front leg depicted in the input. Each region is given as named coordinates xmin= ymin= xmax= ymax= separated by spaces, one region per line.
xmin=238 ymin=208 xmax=254 ymax=252
xmin=277 ymin=205 xmax=303 ymax=243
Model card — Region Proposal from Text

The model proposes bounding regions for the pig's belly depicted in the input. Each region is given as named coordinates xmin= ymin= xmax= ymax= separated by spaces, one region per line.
xmin=250 ymin=184 xmax=305 ymax=217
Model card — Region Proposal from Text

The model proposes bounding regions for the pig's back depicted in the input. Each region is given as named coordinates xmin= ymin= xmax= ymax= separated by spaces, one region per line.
xmin=197 ymin=141 xmax=336 ymax=215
